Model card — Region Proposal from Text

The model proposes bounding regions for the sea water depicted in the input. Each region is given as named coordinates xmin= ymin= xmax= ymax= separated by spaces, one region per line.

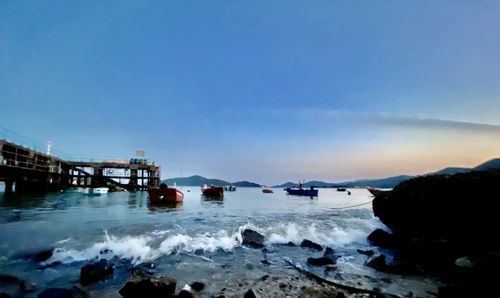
xmin=0 ymin=188 xmax=439 ymax=297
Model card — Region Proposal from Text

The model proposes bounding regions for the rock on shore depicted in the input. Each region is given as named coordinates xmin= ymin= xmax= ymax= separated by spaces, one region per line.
xmin=370 ymin=169 xmax=500 ymax=295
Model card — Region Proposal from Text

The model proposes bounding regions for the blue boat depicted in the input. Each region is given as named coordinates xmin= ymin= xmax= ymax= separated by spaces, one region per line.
xmin=284 ymin=187 xmax=318 ymax=197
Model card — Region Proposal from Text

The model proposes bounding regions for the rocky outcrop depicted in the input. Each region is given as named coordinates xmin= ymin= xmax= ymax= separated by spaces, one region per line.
xmin=307 ymin=247 xmax=337 ymax=266
xmin=80 ymin=260 xmax=114 ymax=285
xmin=367 ymin=229 xmax=399 ymax=249
xmin=241 ymin=229 xmax=265 ymax=248
xmin=119 ymin=269 xmax=176 ymax=298
xmin=189 ymin=281 xmax=205 ymax=292
xmin=372 ymin=170 xmax=500 ymax=249
xmin=300 ymin=240 xmax=323 ymax=251
xmin=370 ymin=170 xmax=500 ymax=295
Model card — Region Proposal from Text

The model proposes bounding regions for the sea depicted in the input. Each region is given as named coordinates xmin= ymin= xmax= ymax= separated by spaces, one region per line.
xmin=0 ymin=187 xmax=439 ymax=297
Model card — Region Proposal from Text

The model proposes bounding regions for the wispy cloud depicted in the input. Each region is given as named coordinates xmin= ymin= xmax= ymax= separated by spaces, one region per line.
xmin=261 ymin=107 xmax=500 ymax=134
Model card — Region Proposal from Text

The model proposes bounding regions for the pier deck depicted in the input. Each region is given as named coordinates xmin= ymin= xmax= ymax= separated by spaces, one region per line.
xmin=0 ymin=139 xmax=160 ymax=193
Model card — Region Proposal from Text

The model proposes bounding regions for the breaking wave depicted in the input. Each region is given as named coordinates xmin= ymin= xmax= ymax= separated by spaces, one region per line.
xmin=48 ymin=221 xmax=368 ymax=265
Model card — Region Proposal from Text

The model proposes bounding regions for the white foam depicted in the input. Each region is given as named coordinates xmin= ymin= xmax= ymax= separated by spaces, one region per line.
xmin=157 ymin=230 xmax=239 ymax=255
xmin=49 ymin=229 xmax=241 ymax=265
xmin=266 ymin=222 xmax=366 ymax=247
xmin=151 ymin=229 xmax=171 ymax=237
xmin=56 ymin=238 xmax=72 ymax=244
xmin=48 ymin=221 xmax=368 ymax=265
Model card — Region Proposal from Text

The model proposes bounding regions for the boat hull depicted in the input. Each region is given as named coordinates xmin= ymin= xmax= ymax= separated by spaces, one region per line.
xmin=149 ymin=188 xmax=184 ymax=204
xmin=202 ymin=186 xmax=224 ymax=198
xmin=262 ymin=188 xmax=273 ymax=193
xmin=90 ymin=187 xmax=108 ymax=195
xmin=284 ymin=188 xmax=318 ymax=197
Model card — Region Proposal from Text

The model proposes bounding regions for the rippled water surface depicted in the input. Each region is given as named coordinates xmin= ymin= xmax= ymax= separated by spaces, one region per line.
xmin=0 ymin=187 xmax=438 ymax=297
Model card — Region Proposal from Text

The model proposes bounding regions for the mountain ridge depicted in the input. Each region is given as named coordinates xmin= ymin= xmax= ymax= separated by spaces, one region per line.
xmin=163 ymin=158 xmax=500 ymax=188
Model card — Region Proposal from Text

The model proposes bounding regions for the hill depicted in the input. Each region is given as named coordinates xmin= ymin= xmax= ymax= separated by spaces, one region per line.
xmin=427 ymin=167 xmax=471 ymax=176
xmin=273 ymin=182 xmax=297 ymax=188
xmin=164 ymin=158 xmax=500 ymax=189
xmin=343 ymin=175 xmax=414 ymax=188
xmin=232 ymin=181 xmax=261 ymax=187
xmin=473 ymin=158 xmax=500 ymax=171
xmin=162 ymin=175 xmax=229 ymax=186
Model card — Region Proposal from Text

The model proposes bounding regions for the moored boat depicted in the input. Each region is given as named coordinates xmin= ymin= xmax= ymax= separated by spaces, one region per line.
xmin=284 ymin=186 xmax=318 ymax=197
xmin=149 ymin=184 xmax=184 ymax=204
xmin=224 ymin=185 xmax=237 ymax=191
xmin=90 ymin=187 xmax=108 ymax=195
xmin=336 ymin=187 xmax=347 ymax=192
xmin=201 ymin=184 xmax=224 ymax=197
xmin=261 ymin=186 xmax=273 ymax=193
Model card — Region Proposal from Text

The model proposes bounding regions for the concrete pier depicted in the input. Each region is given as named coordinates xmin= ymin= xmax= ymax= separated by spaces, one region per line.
xmin=0 ymin=139 xmax=160 ymax=193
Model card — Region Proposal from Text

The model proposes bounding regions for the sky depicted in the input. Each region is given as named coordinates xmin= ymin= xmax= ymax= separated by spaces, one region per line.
xmin=1 ymin=0 xmax=500 ymax=185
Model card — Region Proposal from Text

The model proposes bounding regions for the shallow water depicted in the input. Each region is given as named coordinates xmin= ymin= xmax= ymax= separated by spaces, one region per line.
xmin=0 ymin=187 xmax=439 ymax=297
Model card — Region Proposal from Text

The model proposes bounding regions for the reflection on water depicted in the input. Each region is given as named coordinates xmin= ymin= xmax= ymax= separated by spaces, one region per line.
xmin=147 ymin=202 xmax=183 ymax=212
xmin=201 ymin=194 xmax=224 ymax=207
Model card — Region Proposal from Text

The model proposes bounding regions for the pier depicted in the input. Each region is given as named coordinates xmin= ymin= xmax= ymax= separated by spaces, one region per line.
xmin=0 ymin=138 xmax=160 ymax=194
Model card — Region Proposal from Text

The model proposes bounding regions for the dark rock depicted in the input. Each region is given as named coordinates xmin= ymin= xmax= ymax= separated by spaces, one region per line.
xmin=367 ymin=229 xmax=399 ymax=248
xmin=80 ymin=259 xmax=114 ymax=285
xmin=372 ymin=170 xmax=500 ymax=249
xmin=242 ymin=229 xmax=265 ymax=248
xmin=38 ymin=288 xmax=74 ymax=298
xmin=286 ymin=242 xmax=296 ymax=246
xmin=99 ymin=249 xmax=111 ymax=255
xmin=243 ymin=289 xmax=257 ymax=298
xmin=178 ymin=289 xmax=194 ymax=298
xmin=307 ymin=256 xmax=336 ymax=266
xmin=119 ymin=269 xmax=176 ymax=298
xmin=71 ymin=284 xmax=89 ymax=298
xmin=20 ymin=280 xmax=36 ymax=292
xmin=357 ymin=249 xmax=374 ymax=256
xmin=31 ymin=248 xmax=54 ymax=263
xmin=300 ymin=239 xmax=323 ymax=251
xmin=260 ymin=275 xmax=269 ymax=281
xmin=190 ymin=281 xmax=205 ymax=291
xmin=366 ymin=254 xmax=387 ymax=271
xmin=0 ymin=274 xmax=21 ymax=284
xmin=260 ymin=260 xmax=271 ymax=265
xmin=324 ymin=247 xmax=335 ymax=257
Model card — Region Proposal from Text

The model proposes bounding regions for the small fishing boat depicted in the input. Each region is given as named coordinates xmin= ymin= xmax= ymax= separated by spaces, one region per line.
xmin=149 ymin=184 xmax=184 ymax=204
xmin=201 ymin=184 xmax=224 ymax=198
xmin=284 ymin=186 xmax=318 ymax=197
xmin=224 ymin=185 xmax=237 ymax=191
xmin=90 ymin=187 xmax=108 ymax=195
xmin=336 ymin=187 xmax=347 ymax=192
xmin=261 ymin=186 xmax=273 ymax=193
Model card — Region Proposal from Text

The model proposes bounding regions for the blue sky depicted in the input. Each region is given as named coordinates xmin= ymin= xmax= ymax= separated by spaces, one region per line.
xmin=1 ymin=1 xmax=500 ymax=184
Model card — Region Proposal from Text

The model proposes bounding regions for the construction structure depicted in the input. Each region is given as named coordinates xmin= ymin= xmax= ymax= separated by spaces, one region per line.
xmin=0 ymin=139 xmax=160 ymax=194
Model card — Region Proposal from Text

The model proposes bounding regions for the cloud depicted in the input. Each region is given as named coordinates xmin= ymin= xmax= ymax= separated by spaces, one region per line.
xmin=261 ymin=107 xmax=500 ymax=135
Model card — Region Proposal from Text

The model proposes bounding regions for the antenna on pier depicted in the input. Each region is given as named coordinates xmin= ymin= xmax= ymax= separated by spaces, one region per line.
xmin=46 ymin=140 xmax=52 ymax=156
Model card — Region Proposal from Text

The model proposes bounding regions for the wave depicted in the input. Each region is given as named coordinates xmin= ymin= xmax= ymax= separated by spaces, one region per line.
xmin=47 ymin=221 xmax=368 ymax=265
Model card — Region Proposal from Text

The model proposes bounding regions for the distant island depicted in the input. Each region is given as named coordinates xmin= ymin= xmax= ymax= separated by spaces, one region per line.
xmin=162 ymin=175 xmax=260 ymax=187
xmin=163 ymin=158 xmax=500 ymax=188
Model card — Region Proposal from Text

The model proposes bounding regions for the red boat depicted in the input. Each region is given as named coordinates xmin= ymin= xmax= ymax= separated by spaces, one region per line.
xmin=201 ymin=184 xmax=224 ymax=197
xmin=148 ymin=185 xmax=184 ymax=204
